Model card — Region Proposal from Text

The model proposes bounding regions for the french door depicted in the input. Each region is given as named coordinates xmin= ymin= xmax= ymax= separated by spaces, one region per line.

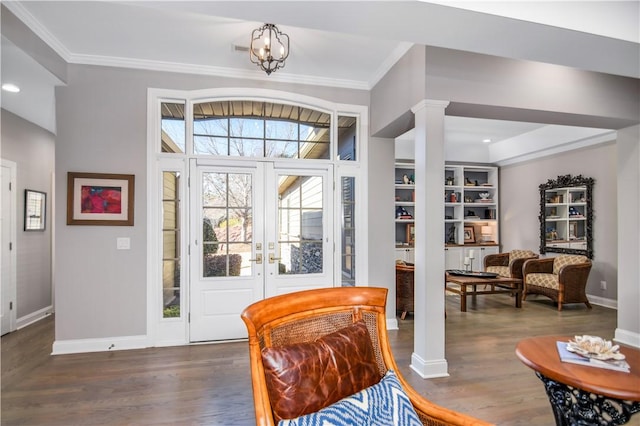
xmin=189 ymin=160 xmax=333 ymax=342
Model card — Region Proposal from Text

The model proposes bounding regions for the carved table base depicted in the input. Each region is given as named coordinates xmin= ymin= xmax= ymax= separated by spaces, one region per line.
xmin=536 ymin=372 xmax=640 ymax=425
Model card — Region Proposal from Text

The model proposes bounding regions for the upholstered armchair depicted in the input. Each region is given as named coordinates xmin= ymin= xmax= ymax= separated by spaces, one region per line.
xmin=522 ymin=254 xmax=593 ymax=311
xmin=484 ymin=249 xmax=538 ymax=279
xmin=241 ymin=287 xmax=490 ymax=426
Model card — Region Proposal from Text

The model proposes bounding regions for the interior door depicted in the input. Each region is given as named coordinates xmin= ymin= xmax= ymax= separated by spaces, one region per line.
xmin=189 ymin=161 xmax=333 ymax=342
xmin=1 ymin=163 xmax=16 ymax=335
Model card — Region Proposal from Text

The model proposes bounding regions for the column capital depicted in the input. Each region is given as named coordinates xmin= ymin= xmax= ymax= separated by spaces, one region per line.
xmin=411 ymin=99 xmax=450 ymax=114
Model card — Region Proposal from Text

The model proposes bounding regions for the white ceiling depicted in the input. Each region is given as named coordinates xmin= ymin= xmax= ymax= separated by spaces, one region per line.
xmin=1 ymin=1 xmax=637 ymax=163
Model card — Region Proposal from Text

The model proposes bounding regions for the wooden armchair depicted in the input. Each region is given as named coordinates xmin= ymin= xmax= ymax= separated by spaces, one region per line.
xmin=241 ymin=287 xmax=491 ymax=426
xmin=522 ymin=255 xmax=593 ymax=311
xmin=484 ymin=249 xmax=538 ymax=279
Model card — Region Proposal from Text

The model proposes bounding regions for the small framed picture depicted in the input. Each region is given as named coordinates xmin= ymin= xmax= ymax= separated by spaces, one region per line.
xmin=406 ymin=223 xmax=415 ymax=244
xmin=67 ymin=172 xmax=135 ymax=226
xmin=24 ymin=189 xmax=46 ymax=231
xmin=463 ymin=226 xmax=476 ymax=243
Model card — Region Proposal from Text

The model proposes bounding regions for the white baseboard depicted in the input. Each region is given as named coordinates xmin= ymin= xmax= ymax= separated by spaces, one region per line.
xmin=410 ymin=352 xmax=449 ymax=378
xmin=52 ymin=335 xmax=149 ymax=355
xmin=586 ymin=294 xmax=617 ymax=309
xmin=17 ymin=305 xmax=53 ymax=330
xmin=386 ymin=318 xmax=399 ymax=331
xmin=614 ymin=329 xmax=640 ymax=349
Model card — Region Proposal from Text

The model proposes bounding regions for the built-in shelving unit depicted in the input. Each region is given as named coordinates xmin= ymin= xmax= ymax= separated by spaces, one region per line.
xmin=394 ymin=161 xmax=500 ymax=270
xmin=444 ymin=164 xmax=500 ymax=270
xmin=394 ymin=162 xmax=415 ymax=253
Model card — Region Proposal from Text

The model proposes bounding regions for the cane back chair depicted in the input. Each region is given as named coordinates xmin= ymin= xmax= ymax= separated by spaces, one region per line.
xmin=241 ymin=286 xmax=491 ymax=426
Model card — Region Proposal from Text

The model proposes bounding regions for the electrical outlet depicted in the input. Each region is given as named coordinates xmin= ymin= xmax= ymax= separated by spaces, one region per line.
xmin=600 ymin=281 xmax=607 ymax=290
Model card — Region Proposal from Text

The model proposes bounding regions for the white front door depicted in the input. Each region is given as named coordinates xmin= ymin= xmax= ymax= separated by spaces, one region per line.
xmin=189 ymin=160 xmax=333 ymax=342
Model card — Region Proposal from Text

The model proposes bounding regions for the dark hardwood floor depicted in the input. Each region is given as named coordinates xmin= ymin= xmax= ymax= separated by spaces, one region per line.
xmin=1 ymin=293 xmax=620 ymax=425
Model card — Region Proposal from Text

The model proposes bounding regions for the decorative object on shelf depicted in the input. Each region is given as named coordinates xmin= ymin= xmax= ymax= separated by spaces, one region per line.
xmin=539 ymin=174 xmax=594 ymax=258
xmin=463 ymin=226 xmax=475 ymax=243
xmin=465 ymin=210 xmax=479 ymax=219
xmin=478 ymin=192 xmax=490 ymax=200
xmin=447 ymin=225 xmax=456 ymax=244
xmin=481 ymin=226 xmax=492 ymax=242
xmin=403 ymin=174 xmax=410 ymax=184
xmin=484 ymin=209 xmax=496 ymax=219
xmin=445 ymin=176 xmax=455 ymax=186
xmin=406 ymin=224 xmax=415 ymax=244
xmin=249 ymin=23 xmax=290 ymax=75
xmin=464 ymin=177 xmax=476 ymax=186
xmin=395 ymin=206 xmax=412 ymax=219
xmin=24 ymin=189 xmax=46 ymax=231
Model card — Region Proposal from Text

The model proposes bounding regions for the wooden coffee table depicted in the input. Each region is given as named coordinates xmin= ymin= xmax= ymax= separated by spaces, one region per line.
xmin=445 ymin=272 xmax=522 ymax=312
xmin=516 ymin=335 xmax=640 ymax=425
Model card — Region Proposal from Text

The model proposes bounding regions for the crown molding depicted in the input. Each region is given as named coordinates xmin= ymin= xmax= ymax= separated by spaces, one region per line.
xmin=3 ymin=2 xmax=72 ymax=62
xmin=67 ymin=53 xmax=370 ymax=90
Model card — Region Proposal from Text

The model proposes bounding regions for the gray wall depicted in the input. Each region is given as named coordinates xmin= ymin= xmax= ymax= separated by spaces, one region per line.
xmin=367 ymin=137 xmax=396 ymax=320
xmin=425 ymin=46 xmax=639 ymax=130
xmin=370 ymin=45 xmax=426 ymax=138
xmin=500 ymin=142 xmax=618 ymax=299
xmin=54 ymin=64 xmax=369 ymax=341
xmin=1 ymin=109 xmax=54 ymax=319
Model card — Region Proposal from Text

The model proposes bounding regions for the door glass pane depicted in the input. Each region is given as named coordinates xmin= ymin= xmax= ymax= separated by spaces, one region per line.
xmin=162 ymin=172 xmax=181 ymax=318
xmin=341 ymin=177 xmax=356 ymax=286
xmin=277 ymin=175 xmax=323 ymax=275
xmin=202 ymin=172 xmax=253 ymax=278
xmin=161 ymin=102 xmax=185 ymax=153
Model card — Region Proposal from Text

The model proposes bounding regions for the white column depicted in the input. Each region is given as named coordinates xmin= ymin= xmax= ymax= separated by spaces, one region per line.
xmin=615 ymin=125 xmax=640 ymax=347
xmin=410 ymin=99 xmax=449 ymax=377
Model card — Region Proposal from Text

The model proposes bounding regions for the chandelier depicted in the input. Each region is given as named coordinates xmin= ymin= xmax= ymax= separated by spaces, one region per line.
xmin=249 ymin=23 xmax=290 ymax=75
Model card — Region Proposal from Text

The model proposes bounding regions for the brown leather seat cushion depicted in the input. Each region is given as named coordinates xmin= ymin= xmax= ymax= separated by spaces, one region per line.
xmin=261 ymin=320 xmax=381 ymax=421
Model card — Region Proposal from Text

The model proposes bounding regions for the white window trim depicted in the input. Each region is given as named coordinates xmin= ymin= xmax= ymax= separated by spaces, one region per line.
xmin=146 ymin=87 xmax=368 ymax=347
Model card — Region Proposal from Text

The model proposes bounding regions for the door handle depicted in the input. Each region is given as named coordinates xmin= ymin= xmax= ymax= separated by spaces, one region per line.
xmin=269 ymin=253 xmax=282 ymax=264
xmin=249 ymin=253 xmax=263 ymax=264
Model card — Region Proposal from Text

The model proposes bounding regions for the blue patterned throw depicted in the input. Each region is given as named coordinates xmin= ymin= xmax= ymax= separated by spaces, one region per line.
xmin=279 ymin=370 xmax=422 ymax=426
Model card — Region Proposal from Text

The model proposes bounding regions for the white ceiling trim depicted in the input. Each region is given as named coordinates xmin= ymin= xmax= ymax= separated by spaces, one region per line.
xmin=67 ymin=53 xmax=371 ymax=90
xmin=493 ymin=130 xmax=617 ymax=167
xmin=3 ymin=2 xmax=72 ymax=62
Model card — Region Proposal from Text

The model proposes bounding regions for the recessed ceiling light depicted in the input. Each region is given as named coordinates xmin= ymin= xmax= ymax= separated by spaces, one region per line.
xmin=2 ymin=83 xmax=20 ymax=93
xmin=482 ymin=138 xmax=492 ymax=143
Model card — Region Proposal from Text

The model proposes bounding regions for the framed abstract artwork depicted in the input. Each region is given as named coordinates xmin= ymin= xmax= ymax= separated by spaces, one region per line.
xmin=67 ymin=172 xmax=135 ymax=226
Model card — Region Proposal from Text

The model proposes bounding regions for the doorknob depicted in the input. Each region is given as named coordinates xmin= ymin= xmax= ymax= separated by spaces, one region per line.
xmin=249 ymin=253 xmax=263 ymax=264
xmin=269 ymin=253 xmax=282 ymax=264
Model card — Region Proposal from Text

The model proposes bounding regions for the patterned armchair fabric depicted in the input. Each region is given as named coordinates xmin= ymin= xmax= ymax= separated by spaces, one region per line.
xmin=485 ymin=249 xmax=538 ymax=279
xmin=522 ymin=255 xmax=592 ymax=311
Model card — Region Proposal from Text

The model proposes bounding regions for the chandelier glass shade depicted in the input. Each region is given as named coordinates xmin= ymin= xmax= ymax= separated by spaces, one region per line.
xmin=250 ymin=23 xmax=290 ymax=75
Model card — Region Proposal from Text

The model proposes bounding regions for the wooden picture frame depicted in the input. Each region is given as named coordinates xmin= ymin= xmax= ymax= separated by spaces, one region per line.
xmin=463 ymin=226 xmax=476 ymax=243
xmin=24 ymin=189 xmax=46 ymax=231
xmin=406 ymin=223 xmax=415 ymax=245
xmin=67 ymin=172 xmax=135 ymax=226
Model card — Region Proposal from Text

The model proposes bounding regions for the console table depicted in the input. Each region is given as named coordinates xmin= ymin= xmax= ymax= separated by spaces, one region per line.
xmin=516 ymin=335 xmax=640 ymax=425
